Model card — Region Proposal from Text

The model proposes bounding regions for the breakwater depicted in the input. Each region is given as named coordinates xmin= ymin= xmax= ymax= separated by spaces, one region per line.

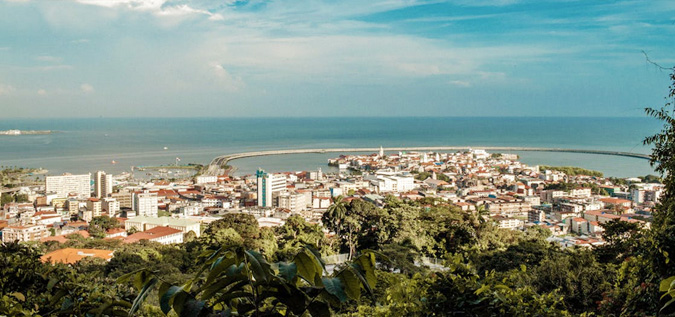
xmin=205 ymin=147 xmax=651 ymax=175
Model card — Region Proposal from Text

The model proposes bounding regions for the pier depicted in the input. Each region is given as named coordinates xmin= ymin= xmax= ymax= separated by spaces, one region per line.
xmin=205 ymin=147 xmax=651 ymax=176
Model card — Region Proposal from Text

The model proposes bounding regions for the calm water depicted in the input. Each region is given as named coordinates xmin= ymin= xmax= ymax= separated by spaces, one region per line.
xmin=0 ymin=117 xmax=663 ymax=178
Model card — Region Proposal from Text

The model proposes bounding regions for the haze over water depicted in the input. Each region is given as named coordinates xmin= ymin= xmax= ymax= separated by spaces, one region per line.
xmin=0 ymin=117 xmax=661 ymax=178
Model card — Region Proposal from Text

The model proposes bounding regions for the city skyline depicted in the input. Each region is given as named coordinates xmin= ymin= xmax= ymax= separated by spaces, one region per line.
xmin=1 ymin=0 xmax=674 ymax=118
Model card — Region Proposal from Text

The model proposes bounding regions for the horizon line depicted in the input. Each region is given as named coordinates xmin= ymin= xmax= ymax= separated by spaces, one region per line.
xmin=0 ymin=115 xmax=655 ymax=120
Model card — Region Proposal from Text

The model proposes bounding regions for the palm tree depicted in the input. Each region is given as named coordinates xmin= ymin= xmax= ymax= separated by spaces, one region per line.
xmin=475 ymin=204 xmax=490 ymax=225
xmin=323 ymin=195 xmax=347 ymax=242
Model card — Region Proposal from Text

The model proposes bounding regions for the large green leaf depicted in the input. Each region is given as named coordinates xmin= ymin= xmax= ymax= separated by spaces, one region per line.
xmin=159 ymin=284 xmax=182 ymax=315
xmin=661 ymin=276 xmax=675 ymax=292
xmin=206 ymin=257 xmax=237 ymax=285
xmin=128 ymin=277 xmax=158 ymax=317
xmin=200 ymin=276 xmax=248 ymax=301
xmin=307 ymin=301 xmax=331 ymax=317
xmin=295 ymin=252 xmax=319 ymax=286
xmin=321 ymin=277 xmax=348 ymax=302
xmin=180 ymin=298 xmax=206 ymax=317
xmin=354 ymin=253 xmax=377 ymax=288
xmin=245 ymin=250 xmax=272 ymax=284
xmin=276 ymin=262 xmax=297 ymax=282
xmin=304 ymin=245 xmax=326 ymax=271
xmin=337 ymin=269 xmax=361 ymax=300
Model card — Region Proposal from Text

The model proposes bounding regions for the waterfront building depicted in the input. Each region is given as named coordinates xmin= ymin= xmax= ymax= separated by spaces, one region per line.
xmin=45 ymin=173 xmax=91 ymax=199
xmin=94 ymin=171 xmax=113 ymax=198
xmin=133 ymin=191 xmax=158 ymax=217
xmin=196 ymin=175 xmax=218 ymax=184
xmin=256 ymin=169 xmax=286 ymax=208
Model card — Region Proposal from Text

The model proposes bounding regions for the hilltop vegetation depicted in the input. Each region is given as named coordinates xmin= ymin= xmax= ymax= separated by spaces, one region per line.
xmin=539 ymin=165 xmax=604 ymax=177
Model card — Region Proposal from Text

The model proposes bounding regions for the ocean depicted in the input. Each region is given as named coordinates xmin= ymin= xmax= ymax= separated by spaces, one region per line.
xmin=0 ymin=117 xmax=663 ymax=178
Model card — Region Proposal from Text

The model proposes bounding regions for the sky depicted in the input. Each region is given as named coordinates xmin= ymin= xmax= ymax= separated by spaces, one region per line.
xmin=0 ymin=0 xmax=674 ymax=118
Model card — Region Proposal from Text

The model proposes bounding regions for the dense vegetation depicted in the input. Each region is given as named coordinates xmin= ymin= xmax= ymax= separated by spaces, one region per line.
xmin=538 ymin=165 xmax=604 ymax=177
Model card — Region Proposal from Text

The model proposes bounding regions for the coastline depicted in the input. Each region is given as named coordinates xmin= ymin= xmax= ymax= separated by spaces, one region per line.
xmin=206 ymin=146 xmax=652 ymax=176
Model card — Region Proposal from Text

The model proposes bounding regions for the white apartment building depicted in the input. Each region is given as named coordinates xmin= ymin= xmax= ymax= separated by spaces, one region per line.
xmin=94 ymin=171 xmax=113 ymax=198
xmin=257 ymin=169 xmax=286 ymax=208
xmin=101 ymin=198 xmax=120 ymax=216
xmin=277 ymin=192 xmax=308 ymax=214
xmin=570 ymin=188 xmax=592 ymax=198
xmin=365 ymin=170 xmax=415 ymax=193
xmin=46 ymin=173 xmax=91 ymax=199
xmin=133 ymin=191 xmax=158 ymax=217
xmin=1 ymin=225 xmax=49 ymax=243
xmin=195 ymin=176 xmax=218 ymax=184
xmin=493 ymin=216 xmax=524 ymax=230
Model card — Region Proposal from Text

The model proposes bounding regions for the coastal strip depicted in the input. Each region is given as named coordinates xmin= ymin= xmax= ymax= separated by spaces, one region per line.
xmin=205 ymin=147 xmax=651 ymax=176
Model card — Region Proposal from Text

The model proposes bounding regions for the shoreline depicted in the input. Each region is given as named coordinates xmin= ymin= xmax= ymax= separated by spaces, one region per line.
xmin=207 ymin=146 xmax=652 ymax=176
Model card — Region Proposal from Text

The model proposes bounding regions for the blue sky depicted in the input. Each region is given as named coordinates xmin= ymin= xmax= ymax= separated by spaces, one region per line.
xmin=0 ymin=0 xmax=673 ymax=118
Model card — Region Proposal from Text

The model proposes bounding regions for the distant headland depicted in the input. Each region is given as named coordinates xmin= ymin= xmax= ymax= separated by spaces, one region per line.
xmin=0 ymin=129 xmax=54 ymax=135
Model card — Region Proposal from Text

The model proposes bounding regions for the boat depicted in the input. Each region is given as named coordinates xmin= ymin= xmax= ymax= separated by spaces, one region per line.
xmin=164 ymin=147 xmax=168 ymax=150
xmin=111 ymin=160 xmax=117 ymax=164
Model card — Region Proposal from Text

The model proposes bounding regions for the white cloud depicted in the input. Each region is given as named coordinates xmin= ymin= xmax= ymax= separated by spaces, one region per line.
xmin=211 ymin=64 xmax=244 ymax=91
xmin=37 ymin=65 xmax=73 ymax=71
xmin=37 ymin=89 xmax=47 ymax=95
xmin=76 ymin=0 xmax=223 ymax=20
xmin=80 ymin=83 xmax=94 ymax=93
xmin=449 ymin=80 xmax=471 ymax=87
xmin=71 ymin=38 xmax=89 ymax=44
xmin=0 ymin=84 xmax=16 ymax=95
xmin=36 ymin=55 xmax=62 ymax=62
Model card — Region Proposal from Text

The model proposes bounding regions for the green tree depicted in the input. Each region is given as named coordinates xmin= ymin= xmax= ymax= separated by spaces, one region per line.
xmin=110 ymin=246 xmax=379 ymax=316
xmin=323 ymin=195 xmax=348 ymax=241
xmin=645 ymin=65 xmax=675 ymax=313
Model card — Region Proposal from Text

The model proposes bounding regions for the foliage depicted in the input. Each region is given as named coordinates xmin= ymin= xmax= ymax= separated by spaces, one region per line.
xmin=539 ymin=165 xmax=603 ymax=177
xmin=112 ymin=246 xmax=379 ymax=316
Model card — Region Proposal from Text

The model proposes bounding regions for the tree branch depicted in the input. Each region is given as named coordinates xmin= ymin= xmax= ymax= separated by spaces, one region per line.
xmin=642 ymin=50 xmax=673 ymax=71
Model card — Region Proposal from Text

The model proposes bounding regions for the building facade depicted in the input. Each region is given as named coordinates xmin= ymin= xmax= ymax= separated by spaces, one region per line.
xmin=94 ymin=171 xmax=113 ymax=198
xmin=133 ymin=191 xmax=158 ymax=217
xmin=45 ymin=173 xmax=91 ymax=199
xmin=257 ymin=169 xmax=286 ymax=208
xmin=1 ymin=225 xmax=49 ymax=243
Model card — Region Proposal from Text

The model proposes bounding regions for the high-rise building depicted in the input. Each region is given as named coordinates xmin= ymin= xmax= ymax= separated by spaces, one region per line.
xmin=45 ymin=173 xmax=91 ymax=199
xmin=256 ymin=169 xmax=286 ymax=208
xmin=94 ymin=171 xmax=113 ymax=198
xmin=133 ymin=191 xmax=158 ymax=217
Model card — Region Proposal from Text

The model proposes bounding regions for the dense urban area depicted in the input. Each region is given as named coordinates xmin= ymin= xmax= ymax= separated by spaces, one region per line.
xmin=0 ymin=69 xmax=674 ymax=316
xmin=0 ymin=143 xmax=672 ymax=316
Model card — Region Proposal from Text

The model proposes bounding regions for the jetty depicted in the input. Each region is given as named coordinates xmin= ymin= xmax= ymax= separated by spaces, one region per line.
xmin=204 ymin=147 xmax=651 ymax=176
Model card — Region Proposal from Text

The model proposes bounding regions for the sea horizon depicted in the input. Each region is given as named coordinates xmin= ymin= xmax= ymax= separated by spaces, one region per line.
xmin=0 ymin=117 xmax=662 ymax=178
